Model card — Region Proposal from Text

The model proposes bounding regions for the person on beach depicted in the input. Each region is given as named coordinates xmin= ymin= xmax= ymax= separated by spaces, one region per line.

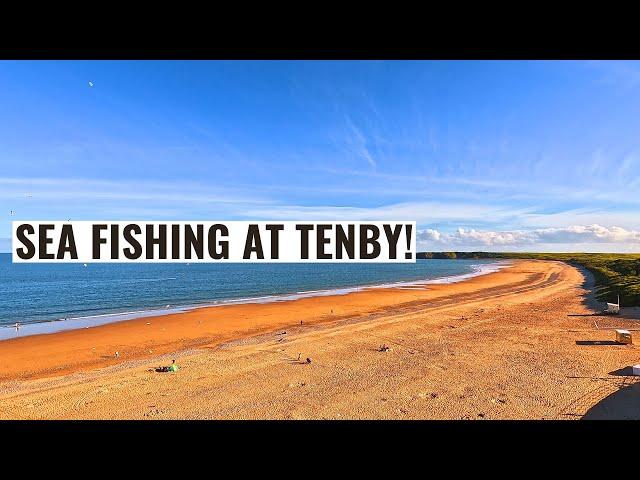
xmin=156 ymin=360 xmax=179 ymax=373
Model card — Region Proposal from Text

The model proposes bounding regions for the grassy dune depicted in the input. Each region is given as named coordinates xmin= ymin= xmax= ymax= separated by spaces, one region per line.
xmin=418 ymin=252 xmax=640 ymax=307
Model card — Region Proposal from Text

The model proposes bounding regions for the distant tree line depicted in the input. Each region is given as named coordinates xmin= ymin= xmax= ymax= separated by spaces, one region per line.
xmin=417 ymin=251 xmax=640 ymax=307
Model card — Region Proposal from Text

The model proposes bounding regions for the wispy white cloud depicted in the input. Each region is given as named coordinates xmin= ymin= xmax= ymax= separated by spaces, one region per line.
xmin=520 ymin=209 xmax=640 ymax=231
xmin=0 ymin=177 xmax=268 ymax=205
xmin=244 ymin=201 xmax=533 ymax=224
xmin=0 ymin=177 xmax=274 ymax=239
xmin=343 ymin=115 xmax=377 ymax=169
xmin=419 ymin=224 xmax=640 ymax=250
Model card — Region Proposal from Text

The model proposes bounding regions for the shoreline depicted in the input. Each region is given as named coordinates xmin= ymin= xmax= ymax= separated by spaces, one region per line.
xmin=0 ymin=260 xmax=518 ymax=382
xmin=1 ymin=260 xmax=510 ymax=341
xmin=2 ymin=259 xmax=640 ymax=419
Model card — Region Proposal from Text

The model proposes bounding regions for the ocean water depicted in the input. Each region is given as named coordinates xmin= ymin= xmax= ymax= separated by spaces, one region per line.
xmin=0 ymin=254 xmax=505 ymax=338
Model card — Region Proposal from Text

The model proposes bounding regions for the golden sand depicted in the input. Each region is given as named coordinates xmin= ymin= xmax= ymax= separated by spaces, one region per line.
xmin=1 ymin=260 xmax=639 ymax=419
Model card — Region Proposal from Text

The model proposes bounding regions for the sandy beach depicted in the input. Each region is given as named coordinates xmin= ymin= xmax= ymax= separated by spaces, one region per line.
xmin=1 ymin=259 xmax=639 ymax=419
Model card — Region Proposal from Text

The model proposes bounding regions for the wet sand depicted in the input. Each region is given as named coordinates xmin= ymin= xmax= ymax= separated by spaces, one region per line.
xmin=1 ymin=260 xmax=639 ymax=419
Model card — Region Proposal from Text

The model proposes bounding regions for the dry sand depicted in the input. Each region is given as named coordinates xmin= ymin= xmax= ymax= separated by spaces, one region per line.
xmin=1 ymin=260 xmax=639 ymax=419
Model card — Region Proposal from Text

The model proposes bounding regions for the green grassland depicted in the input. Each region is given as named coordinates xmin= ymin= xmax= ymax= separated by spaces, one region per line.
xmin=417 ymin=252 xmax=640 ymax=307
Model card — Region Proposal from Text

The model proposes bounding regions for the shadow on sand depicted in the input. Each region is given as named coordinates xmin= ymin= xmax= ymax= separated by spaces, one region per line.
xmin=608 ymin=366 xmax=636 ymax=376
xmin=564 ymin=265 xmax=640 ymax=419
xmin=571 ymin=265 xmax=640 ymax=321
xmin=574 ymin=266 xmax=603 ymax=312
xmin=582 ymin=381 xmax=640 ymax=420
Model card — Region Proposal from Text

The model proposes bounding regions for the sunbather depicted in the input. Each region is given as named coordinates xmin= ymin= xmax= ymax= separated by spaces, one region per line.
xmin=156 ymin=359 xmax=179 ymax=373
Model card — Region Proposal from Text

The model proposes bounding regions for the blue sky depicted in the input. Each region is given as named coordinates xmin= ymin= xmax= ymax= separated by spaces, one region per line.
xmin=1 ymin=60 xmax=639 ymax=252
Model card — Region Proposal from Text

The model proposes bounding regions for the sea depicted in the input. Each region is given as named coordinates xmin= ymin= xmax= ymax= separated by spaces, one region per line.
xmin=0 ymin=254 xmax=507 ymax=339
